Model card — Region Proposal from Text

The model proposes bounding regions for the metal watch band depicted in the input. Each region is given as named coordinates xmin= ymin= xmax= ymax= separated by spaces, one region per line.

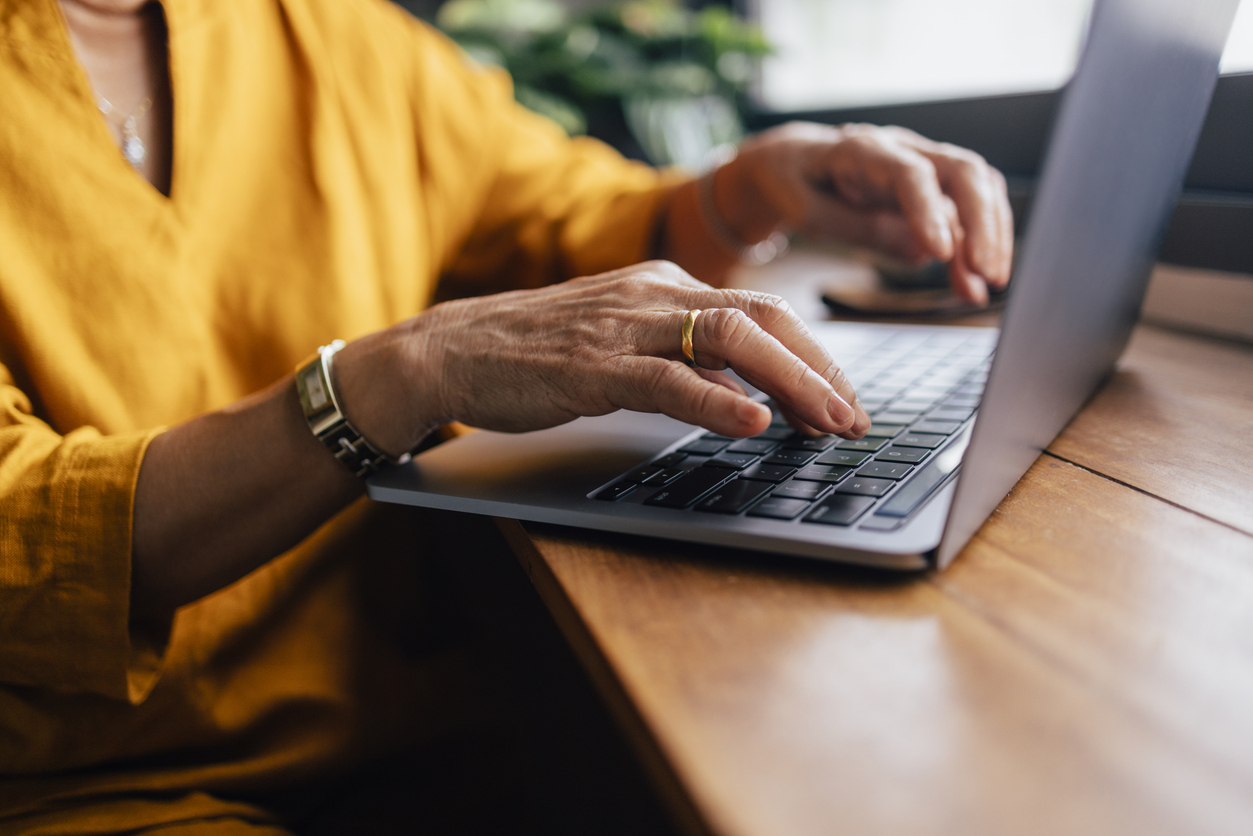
xmin=295 ymin=340 xmax=406 ymax=478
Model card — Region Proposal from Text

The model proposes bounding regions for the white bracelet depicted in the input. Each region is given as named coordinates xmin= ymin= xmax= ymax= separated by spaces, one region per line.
xmin=696 ymin=165 xmax=789 ymax=266
xmin=294 ymin=340 xmax=409 ymax=478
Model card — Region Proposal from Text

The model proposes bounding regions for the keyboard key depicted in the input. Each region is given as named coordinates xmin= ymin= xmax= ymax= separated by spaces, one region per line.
xmin=858 ymin=461 xmax=914 ymax=480
xmin=942 ymin=395 xmax=981 ymax=408
xmin=863 ymin=423 xmax=903 ymax=439
xmin=875 ymin=455 xmax=958 ymax=518
xmin=781 ymin=434 xmax=837 ymax=452
xmin=863 ymin=383 xmax=907 ymax=398
xmin=921 ymin=370 xmax=967 ymax=385
xmin=894 ymin=432 xmax=947 ymax=449
xmin=645 ymin=468 xmax=731 ymax=508
xmin=910 ymin=420 xmax=962 ymax=435
xmin=859 ymin=515 xmax=904 ymax=532
xmin=748 ymin=497 xmax=813 ymax=520
xmin=623 ymin=466 xmax=662 ymax=483
xmin=793 ymin=464 xmax=853 ymax=482
xmin=652 ymin=452 xmax=687 ymax=468
xmin=834 ymin=437 xmax=889 ymax=453
xmin=893 ymin=397 xmax=938 ymax=411
xmin=954 ymin=383 xmax=985 ymax=396
xmin=753 ymin=426 xmax=795 ymax=441
xmin=695 ymin=479 xmax=774 ymax=514
xmin=874 ymin=410 xmax=923 ymax=425
xmin=834 ymin=476 xmax=896 ymax=497
xmin=773 ymin=480 xmax=832 ymax=501
xmin=728 ymin=438 xmax=779 ymax=455
xmin=814 ymin=449 xmax=871 ymax=467
xmin=680 ymin=438 xmax=728 ymax=456
xmin=765 ymin=449 xmax=819 ymax=467
xmin=595 ymin=481 xmax=637 ymax=501
xmin=875 ymin=446 xmax=931 ymax=464
xmin=642 ymin=468 xmax=684 ymax=487
xmin=804 ymin=495 xmax=876 ymax=526
xmin=740 ymin=463 xmax=797 ymax=482
xmin=926 ymin=407 xmax=974 ymax=422
xmin=705 ymin=451 xmax=762 ymax=469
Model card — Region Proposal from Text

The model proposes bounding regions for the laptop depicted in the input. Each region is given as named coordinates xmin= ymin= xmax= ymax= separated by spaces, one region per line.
xmin=369 ymin=0 xmax=1239 ymax=571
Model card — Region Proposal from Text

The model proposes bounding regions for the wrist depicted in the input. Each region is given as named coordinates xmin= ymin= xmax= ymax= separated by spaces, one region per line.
xmin=713 ymin=151 xmax=787 ymax=245
xmin=331 ymin=329 xmax=442 ymax=460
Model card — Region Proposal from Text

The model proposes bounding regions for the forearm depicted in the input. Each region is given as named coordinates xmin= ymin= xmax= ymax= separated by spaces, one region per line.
xmin=128 ymin=251 xmax=871 ymax=629
xmin=130 ymin=324 xmax=445 ymax=628
xmin=130 ymin=375 xmax=364 ymax=626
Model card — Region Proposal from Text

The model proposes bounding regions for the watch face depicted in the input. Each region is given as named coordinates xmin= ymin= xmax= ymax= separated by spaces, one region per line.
xmin=302 ymin=365 xmax=329 ymax=412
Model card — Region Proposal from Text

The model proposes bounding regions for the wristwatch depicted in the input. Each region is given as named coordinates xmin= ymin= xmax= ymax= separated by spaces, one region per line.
xmin=295 ymin=340 xmax=407 ymax=478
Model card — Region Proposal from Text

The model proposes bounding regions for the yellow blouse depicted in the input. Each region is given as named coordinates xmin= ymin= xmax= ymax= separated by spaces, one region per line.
xmin=0 ymin=0 xmax=677 ymax=830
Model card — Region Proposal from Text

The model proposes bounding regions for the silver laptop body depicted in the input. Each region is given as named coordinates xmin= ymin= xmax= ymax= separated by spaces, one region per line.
xmin=369 ymin=0 xmax=1238 ymax=571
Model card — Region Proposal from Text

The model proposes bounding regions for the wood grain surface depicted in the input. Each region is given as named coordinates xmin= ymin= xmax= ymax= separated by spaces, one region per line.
xmin=1048 ymin=324 xmax=1253 ymax=535
xmin=498 ymin=317 xmax=1253 ymax=836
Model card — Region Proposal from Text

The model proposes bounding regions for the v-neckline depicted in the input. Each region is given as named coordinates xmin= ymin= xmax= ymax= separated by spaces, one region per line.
xmin=49 ymin=0 xmax=179 ymax=205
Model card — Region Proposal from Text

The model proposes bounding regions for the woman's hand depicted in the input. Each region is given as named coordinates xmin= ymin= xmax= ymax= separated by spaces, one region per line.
xmin=679 ymin=122 xmax=1014 ymax=305
xmin=334 ymin=261 xmax=872 ymax=456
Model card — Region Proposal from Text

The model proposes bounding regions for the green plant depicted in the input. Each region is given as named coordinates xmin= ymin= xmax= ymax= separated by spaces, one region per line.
xmin=436 ymin=0 xmax=771 ymax=139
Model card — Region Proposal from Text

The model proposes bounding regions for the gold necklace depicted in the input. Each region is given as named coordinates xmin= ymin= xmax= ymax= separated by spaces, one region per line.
xmin=97 ymin=95 xmax=153 ymax=169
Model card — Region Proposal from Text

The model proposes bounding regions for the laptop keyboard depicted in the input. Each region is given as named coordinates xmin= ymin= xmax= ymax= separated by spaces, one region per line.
xmin=592 ymin=329 xmax=997 ymax=532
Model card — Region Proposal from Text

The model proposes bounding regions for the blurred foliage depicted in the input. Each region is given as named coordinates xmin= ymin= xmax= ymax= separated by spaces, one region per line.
xmin=436 ymin=0 xmax=770 ymax=137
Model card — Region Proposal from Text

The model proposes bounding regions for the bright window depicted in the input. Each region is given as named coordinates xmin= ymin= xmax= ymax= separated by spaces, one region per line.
xmin=754 ymin=0 xmax=1253 ymax=113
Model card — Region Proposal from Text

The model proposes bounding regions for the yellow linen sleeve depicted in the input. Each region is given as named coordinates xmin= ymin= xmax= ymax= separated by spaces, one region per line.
xmin=396 ymin=14 xmax=688 ymax=298
xmin=0 ymin=364 xmax=164 ymax=704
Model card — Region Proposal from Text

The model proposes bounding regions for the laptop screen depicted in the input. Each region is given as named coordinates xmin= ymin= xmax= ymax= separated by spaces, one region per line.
xmin=935 ymin=0 xmax=1241 ymax=566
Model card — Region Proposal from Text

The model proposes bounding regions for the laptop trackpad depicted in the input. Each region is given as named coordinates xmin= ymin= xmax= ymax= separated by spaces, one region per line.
xmin=376 ymin=411 xmax=696 ymax=502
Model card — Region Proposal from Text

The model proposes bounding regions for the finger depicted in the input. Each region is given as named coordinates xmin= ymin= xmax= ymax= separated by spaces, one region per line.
xmin=696 ymin=367 xmax=748 ymax=397
xmin=609 ymin=355 xmax=771 ymax=437
xmin=890 ymin=135 xmax=1016 ymax=287
xmin=776 ymin=400 xmax=870 ymax=442
xmin=777 ymin=403 xmax=827 ymax=439
xmin=585 ymin=259 xmax=710 ymax=292
xmin=919 ymin=153 xmax=1003 ymax=283
xmin=692 ymin=292 xmax=872 ymax=437
xmin=991 ymin=169 xmax=1015 ymax=287
xmin=943 ymin=205 xmax=989 ymax=306
xmin=829 ymin=139 xmax=955 ymax=262
xmin=687 ymin=306 xmax=862 ymax=436
xmin=630 ymin=295 xmax=869 ymax=436
xmin=801 ymin=192 xmax=932 ymax=264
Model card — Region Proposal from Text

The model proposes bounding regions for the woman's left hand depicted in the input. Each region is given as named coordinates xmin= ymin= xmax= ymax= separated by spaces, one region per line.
xmin=713 ymin=122 xmax=1015 ymax=305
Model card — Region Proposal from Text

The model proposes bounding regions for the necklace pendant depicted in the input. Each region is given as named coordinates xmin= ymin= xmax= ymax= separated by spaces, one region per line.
xmin=123 ymin=135 xmax=146 ymax=167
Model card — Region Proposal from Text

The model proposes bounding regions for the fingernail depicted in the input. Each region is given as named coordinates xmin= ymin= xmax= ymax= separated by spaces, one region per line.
xmin=737 ymin=399 xmax=767 ymax=425
xmin=933 ymin=216 xmax=953 ymax=256
xmin=827 ymin=391 xmax=854 ymax=424
xmin=970 ymin=277 xmax=990 ymax=307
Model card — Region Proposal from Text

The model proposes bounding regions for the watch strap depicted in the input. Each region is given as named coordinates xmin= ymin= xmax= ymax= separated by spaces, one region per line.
xmin=295 ymin=340 xmax=406 ymax=478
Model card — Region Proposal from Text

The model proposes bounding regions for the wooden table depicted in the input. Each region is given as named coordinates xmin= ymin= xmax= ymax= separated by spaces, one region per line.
xmin=497 ymin=254 xmax=1253 ymax=836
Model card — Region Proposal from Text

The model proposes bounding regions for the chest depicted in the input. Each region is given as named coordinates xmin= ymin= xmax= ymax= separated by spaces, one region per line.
xmin=0 ymin=6 xmax=435 ymax=433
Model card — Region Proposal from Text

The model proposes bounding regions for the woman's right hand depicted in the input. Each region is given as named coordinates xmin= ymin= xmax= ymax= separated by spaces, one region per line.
xmin=333 ymin=261 xmax=871 ymax=458
xmin=131 ymin=260 xmax=869 ymax=621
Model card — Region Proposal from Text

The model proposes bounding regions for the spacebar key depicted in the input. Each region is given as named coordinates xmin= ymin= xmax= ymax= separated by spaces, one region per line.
xmin=645 ymin=468 xmax=732 ymax=508
xmin=875 ymin=459 xmax=958 ymax=518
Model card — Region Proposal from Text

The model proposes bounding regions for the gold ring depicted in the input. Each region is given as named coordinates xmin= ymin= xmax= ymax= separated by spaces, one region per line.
xmin=681 ymin=309 xmax=702 ymax=368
